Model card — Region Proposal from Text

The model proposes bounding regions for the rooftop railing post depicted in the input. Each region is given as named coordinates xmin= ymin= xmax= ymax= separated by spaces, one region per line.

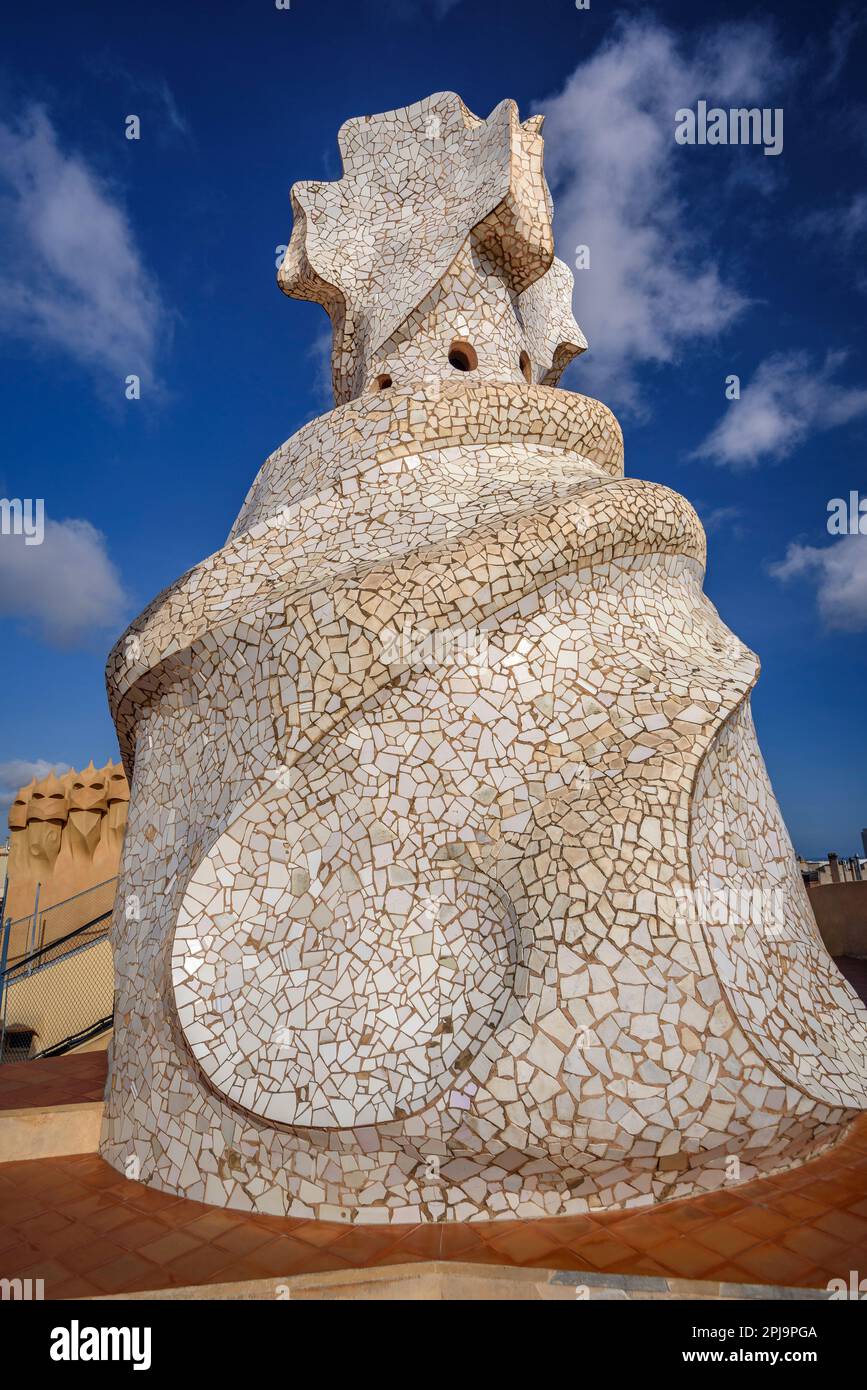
xmin=0 ymin=875 xmax=9 ymax=1062
xmin=26 ymin=883 xmax=41 ymax=976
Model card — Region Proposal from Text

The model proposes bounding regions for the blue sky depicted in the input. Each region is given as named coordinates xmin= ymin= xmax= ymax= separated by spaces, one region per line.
xmin=0 ymin=0 xmax=865 ymax=858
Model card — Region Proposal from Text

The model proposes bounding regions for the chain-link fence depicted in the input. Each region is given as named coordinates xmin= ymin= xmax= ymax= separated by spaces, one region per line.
xmin=3 ymin=876 xmax=118 ymax=966
xmin=0 ymin=906 xmax=115 ymax=1063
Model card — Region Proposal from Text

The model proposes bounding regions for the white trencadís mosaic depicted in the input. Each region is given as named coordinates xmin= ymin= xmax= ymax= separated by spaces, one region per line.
xmin=101 ymin=92 xmax=867 ymax=1224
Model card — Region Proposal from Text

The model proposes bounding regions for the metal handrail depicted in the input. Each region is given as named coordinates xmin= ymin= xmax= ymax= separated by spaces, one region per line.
xmin=2 ymin=876 xmax=119 ymax=935
xmin=0 ymin=907 xmax=115 ymax=1063
xmin=34 ymin=1013 xmax=114 ymax=1059
xmin=1 ymin=909 xmax=113 ymax=984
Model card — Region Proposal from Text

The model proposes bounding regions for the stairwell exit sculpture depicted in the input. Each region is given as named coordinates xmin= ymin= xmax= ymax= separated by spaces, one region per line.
xmin=103 ymin=93 xmax=867 ymax=1221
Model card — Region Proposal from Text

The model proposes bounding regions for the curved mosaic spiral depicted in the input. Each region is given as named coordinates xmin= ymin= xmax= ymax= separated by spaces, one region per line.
xmin=102 ymin=92 xmax=867 ymax=1224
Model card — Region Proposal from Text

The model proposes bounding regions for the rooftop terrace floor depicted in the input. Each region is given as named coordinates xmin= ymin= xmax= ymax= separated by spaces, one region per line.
xmin=2 ymin=959 xmax=867 ymax=1299
xmin=1 ymin=1067 xmax=866 ymax=1298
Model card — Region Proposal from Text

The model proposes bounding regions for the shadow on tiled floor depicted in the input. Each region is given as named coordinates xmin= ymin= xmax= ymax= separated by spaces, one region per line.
xmin=1 ymin=1117 xmax=867 ymax=1299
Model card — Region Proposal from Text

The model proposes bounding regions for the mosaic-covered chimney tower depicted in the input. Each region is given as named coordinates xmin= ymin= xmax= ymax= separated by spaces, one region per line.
xmin=103 ymin=93 xmax=867 ymax=1221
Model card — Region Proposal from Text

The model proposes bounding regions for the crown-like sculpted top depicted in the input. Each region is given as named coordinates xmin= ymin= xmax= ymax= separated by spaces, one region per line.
xmin=278 ymin=91 xmax=586 ymax=403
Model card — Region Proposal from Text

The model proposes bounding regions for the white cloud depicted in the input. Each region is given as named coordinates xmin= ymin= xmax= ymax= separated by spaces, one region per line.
xmin=0 ymin=106 xmax=166 ymax=392
xmin=698 ymin=504 xmax=745 ymax=537
xmin=819 ymin=5 xmax=866 ymax=91
xmin=87 ymin=59 xmax=192 ymax=146
xmin=770 ymin=534 xmax=867 ymax=631
xmin=152 ymin=79 xmax=189 ymax=138
xmin=385 ymin=0 xmax=464 ymax=17
xmin=0 ymin=758 xmax=71 ymax=819
xmin=692 ymin=350 xmax=867 ymax=468
xmin=125 ymin=76 xmax=190 ymax=144
xmin=306 ymin=325 xmax=334 ymax=417
xmin=0 ymin=516 xmax=129 ymax=647
xmin=536 ymin=19 xmax=794 ymax=408
xmin=801 ymin=192 xmax=867 ymax=244
xmin=800 ymin=193 xmax=867 ymax=291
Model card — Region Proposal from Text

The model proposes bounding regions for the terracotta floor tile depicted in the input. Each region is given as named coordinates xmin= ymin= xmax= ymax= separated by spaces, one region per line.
xmin=159 ymin=1203 xmax=220 ymax=1230
xmin=0 ymin=1225 xmax=21 ymax=1256
xmin=815 ymin=1210 xmax=867 ymax=1243
xmin=0 ymin=1197 xmax=47 ymax=1225
xmin=137 ymin=1230 xmax=203 ymax=1265
xmin=182 ymin=1209 xmax=250 ymax=1241
xmin=164 ymin=1245 xmax=238 ymax=1285
xmin=389 ymin=1225 xmax=443 ymax=1259
xmin=29 ymin=1219 xmax=100 ymax=1257
xmin=289 ymin=1219 xmax=348 ymax=1248
xmin=541 ymin=1215 xmax=600 ymax=1244
xmin=703 ymin=1262 xmax=763 ymax=1284
xmin=83 ymin=1203 xmax=140 ymax=1235
xmin=244 ymin=1236 xmax=325 ymax=1276
xmin=76 ymin=1162 xmax=126 ymax=1192
xmin=786 ymin=1266 xmax=833 ymax=1290
xmin=2 ymin=1115 xmax=867 ymax=1297
xmin=803 ymin=1178 xmax=860 ymax=1205
xmin=779 ymin=1226 xmax=848 ymax=1264
xmin=121 ymin=1185 xmax=191 ymax=1216
xmin=88 ymin=1253 xmax=167 ymax=1295
xmin=732 ymin=1242 xmax=814 ymax=1286
xmin=14 ymin=1257 xmax=77 ymax=1288
xmin=212 ymin=1224 xmax=281 ymax=1258
xmin=49 ymin=1276 xmax=105 ymax=1299
xmin=729 ymin=1207 xmax=793 ymax=1241
xmin=39 ymin=1178 xmax=91 ymax=1212
xmin=693 ymin=1190 xmax=745 ymax=1217
xmin=1 ymin=1239 xmax=43 ymax=1273
xmin=766 ymin=1192 xmax=828 ymax=1223
xmin=752 ymin=1169 xmax=807 ymax=1194
xmin=61 ymin=1193 xmax=122 ymax=1224
xmin=62 ymin=1238 xmax=131 ymax=1275
xmin=830 ymin=1162 xmax=867 ymax=1184
xmin=826 ymin=1245 xmax=867 ymax=1281
xmin=16 ymin=1210 xmax=73 ymax=1242
xmin=283 ymin=1248 xmax=355 ymax=1276
xmin=112 ymin=1217 xmax=176 ymax=1252
xmin=206 ymin=1257 xmax=273 ymax=1285
xmin=484 ymin=1226 xmax=563 ymax=1263
xmin=605 ymin=1252 xmax=673 ymax=1278
xmin=640 ymin=1239 xmax=724 ymax=1280
xmin=663 ymin=1204 xmax=716 ymax=1234
xmin=437 ymin=1224 xmax=488 ymax=1257
xmin=795 ymin=1248 xmax=862 ymax=1281
xmin=690 ymin=1220 xmax=760 ymax=1259
xmin=244 ymin=1211 xmax=305 ymax=1233
xmin=601 ymin=1212 xmax=683 ymax=1252
xmin=568 ymin=1233 xmax=645 ymax=1271
xmin=331 ymin=1228 xmax=404 ymax=1264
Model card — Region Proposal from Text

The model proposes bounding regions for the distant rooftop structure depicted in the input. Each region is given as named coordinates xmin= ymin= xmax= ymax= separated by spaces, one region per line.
xmin=800 ymin=853 xmax=866 ymax=887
